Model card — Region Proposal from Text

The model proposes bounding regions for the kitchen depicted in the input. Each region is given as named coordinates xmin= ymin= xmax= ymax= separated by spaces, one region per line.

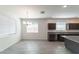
xmin=0 ymin=5 xmax=79 ymax=54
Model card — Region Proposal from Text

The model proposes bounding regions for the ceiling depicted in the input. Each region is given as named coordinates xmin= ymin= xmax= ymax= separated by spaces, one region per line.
xmin=0 ymin=5 xmax=79 ymax=18
xmin=25 ymin=5 xmax=79 ymax=18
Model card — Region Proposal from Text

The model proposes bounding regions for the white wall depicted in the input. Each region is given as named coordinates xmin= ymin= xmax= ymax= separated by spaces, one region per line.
xmin=0 ymin=16 xmax=21 ymax=52
xmin=21 ymin=19 xmax=47 ymax=40
xmin=0 ymin=15 xmax=21 ymax=52
xmin=0 ymin=6 xmax=21 ymax=52
xmin=21 ymin=18 xmax=79 ymax=40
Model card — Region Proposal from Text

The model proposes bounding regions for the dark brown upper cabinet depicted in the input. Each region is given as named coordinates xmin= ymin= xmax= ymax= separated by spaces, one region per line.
xmin=67 ymin=23 xmax=79 ymax=30
xmin=48 ymin=23 xmax=56 ymax=30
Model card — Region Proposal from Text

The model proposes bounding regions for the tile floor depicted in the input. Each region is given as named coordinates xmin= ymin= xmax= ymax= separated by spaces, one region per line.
xmin=0 ymin=40 xmax=72 ymax=54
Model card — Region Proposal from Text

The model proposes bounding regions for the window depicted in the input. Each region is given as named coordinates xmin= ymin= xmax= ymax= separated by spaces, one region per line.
xmin=56 ymin=22 xmax=66 ymax=30
xmin=26 ymin=21 xmax=38 ymax=33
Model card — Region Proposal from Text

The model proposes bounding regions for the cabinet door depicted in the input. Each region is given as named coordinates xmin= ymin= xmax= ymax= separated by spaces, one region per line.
xmin=48 ymin=34 xmax=56 ymax=41
xmin=68 ymin=23 xmax=79 ymax=30
xmin=48 ymin=23 xmax=56 ymax=30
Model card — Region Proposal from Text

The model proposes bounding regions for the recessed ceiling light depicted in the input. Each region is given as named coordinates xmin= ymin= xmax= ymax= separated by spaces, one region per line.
xmin=63 ymin=5 xmax=67 ymax=8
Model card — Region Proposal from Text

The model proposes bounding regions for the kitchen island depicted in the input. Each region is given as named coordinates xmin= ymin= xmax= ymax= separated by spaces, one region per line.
xmin=63 ymin=36 xmax=79 ymax=54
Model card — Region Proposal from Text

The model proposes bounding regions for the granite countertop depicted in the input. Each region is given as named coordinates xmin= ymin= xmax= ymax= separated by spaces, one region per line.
xmin=62 ymin=36 xmax=79 ymax=43
xmin=48 ymin=30 xmax=79 ymax=33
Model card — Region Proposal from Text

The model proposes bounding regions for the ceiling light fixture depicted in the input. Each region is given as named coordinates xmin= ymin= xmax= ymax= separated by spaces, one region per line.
xmin=63 ymin=5 xmax=67 ymax=8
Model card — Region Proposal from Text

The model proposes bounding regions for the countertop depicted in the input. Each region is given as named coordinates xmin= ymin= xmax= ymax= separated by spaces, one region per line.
xmin=48 ymin=30 xmax=79 ymax=33
xmin=62 ymin=36 xmax=79 ymax=43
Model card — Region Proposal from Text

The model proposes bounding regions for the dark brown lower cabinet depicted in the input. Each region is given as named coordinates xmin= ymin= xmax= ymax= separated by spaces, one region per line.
xmin=48 ymin=32 xmax=79 ymax=42
xmin=48 ymin=33 xmax=65 ymax=41
xmin=48 ymin=34 xmax=56 ymax=41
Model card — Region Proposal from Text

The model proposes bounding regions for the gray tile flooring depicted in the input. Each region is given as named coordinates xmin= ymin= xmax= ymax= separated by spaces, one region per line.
xmin=0 ymin=40 xmax=72 ymax=54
